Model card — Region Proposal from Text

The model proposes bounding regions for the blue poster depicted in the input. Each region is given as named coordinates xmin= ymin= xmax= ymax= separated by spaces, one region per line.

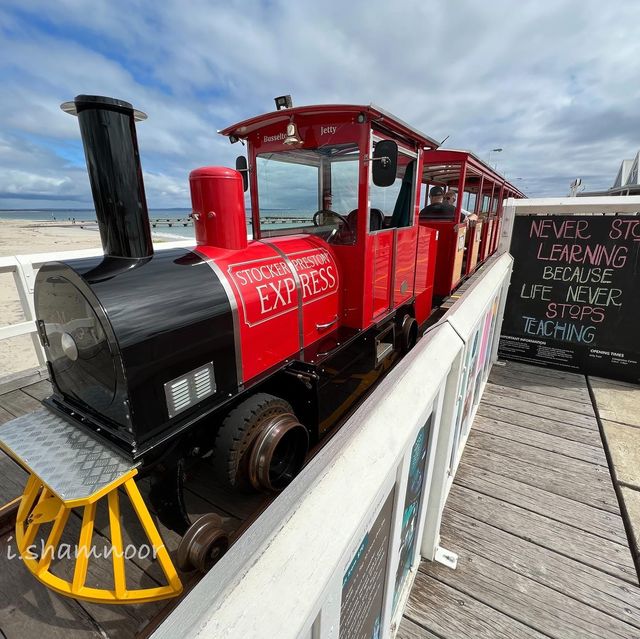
xmin=393 ymin=415 xmax=431 ymax=612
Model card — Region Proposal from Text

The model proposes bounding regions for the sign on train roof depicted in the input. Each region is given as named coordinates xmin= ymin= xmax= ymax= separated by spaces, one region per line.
xmin=218 ymin=103 xmax=440 ymax=149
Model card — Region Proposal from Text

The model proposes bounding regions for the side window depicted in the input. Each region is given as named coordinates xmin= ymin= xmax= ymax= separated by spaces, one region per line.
xmin=464 ymin=191 xmax=477 ymax=213
xmin=369 ymin=146 xmax=416 ymax=230
xmin=419 ymin=181 xmax=428 ymax=209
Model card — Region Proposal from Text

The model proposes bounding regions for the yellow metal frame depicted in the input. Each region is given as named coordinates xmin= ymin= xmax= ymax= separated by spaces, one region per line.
xmin=14 ymin=470 xmax=182 ymax=604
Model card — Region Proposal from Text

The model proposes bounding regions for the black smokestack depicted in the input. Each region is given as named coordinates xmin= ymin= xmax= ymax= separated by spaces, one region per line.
xmin=61 ymin=94 xmax=153 ymax=259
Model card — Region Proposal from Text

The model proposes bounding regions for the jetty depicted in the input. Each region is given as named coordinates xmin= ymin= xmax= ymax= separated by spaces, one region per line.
xmin=0 ymin=196 xmax=638 ymax=639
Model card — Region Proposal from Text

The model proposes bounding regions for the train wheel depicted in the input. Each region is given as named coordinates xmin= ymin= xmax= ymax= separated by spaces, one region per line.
xmin=176 ymin=513 xmax=229 ymax=573
xmin=213 ymin=393 xmax=309 ymax=492
xmin=400 ymin=314 xmax=418 ymax=353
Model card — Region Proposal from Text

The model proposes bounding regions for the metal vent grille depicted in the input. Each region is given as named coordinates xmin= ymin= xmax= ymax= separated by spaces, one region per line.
xmin=164 ymin=362 xmax=216 ymax=418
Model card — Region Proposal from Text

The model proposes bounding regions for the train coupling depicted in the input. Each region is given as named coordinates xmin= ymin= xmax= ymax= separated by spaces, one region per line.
xmin=0 ymin=409 xmax=182 ymax=604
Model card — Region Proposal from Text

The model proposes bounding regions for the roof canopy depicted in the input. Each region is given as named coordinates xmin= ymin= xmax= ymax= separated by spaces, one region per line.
xmin=218 ymin=104 xmax=440 ymax=149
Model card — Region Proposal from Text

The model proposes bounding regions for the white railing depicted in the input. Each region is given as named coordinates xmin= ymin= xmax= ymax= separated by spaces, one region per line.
xmin=0 ymin=238 xmax=514 ymax=638
xmin=154 ymin=253 xmax=513 ymax=639
xmin=0 ymin=241 xmax=193 ymax=371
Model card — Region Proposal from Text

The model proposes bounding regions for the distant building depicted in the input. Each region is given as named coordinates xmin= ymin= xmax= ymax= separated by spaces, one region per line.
xmin=579 ymin=151 xmax=640 ymax=196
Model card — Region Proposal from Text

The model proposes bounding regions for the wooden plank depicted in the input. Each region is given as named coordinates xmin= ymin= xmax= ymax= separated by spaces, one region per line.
xmin=476 ymin=403 xmax=603 ymax=446
xmin=446 ymin=484 xmax=637 ymax=584
xmin=0 ymin=542 xmax=105 ymax=639
xmin=0 ymin=497 xmax=20 ymax=536
xmin=396 ymin=617 xmax=440 ymax=639
xmin=420 ymin=547 xmax=640 ymax=639
xmin=0 ymin=452 xmax=27 ymax=504
xmin=440 ymin=508 xmax=640 ymax=629
xmin=0 ymin=389 xmax=42 ymax=417
xmin=590 ymin=376 xmax=640 ymax=391
xmin=0 ymin=367 xmax=48 ymax=395
xmin=467 ymin=427 xmax=611 ymax=484
xmin=490 ymin=371 xmax=591 ymax=401
xmin=492 ymin=365 xmax=588 ymax=390
xmin=0 ymin=404 xmax=14 ymax=425
xmin=21 ymin=379 xmax=52 ymax=401
xmin=473 ymin=415 xmax=607 ymax=466
xmin=500 ymin=360 xmax=587 ymax=383
xmin=404 ymin=570 xmax=547 ymax=639
xmin=187 ymin=461 xmax=267 ymax=520
xmin=467 ymin=430 xmax=617 ymax=507
xmin=454 ymin=462 xmax=628 ymax=545
xmin=489 ymin=367 xmax=591 ymax=402
xmin=463 ymin=444 xmax=620 ymax=514
xmin=487 ymin=380 xmax=595 ymax=416
xmin=481 ymin=389 xmax=598 ymax=430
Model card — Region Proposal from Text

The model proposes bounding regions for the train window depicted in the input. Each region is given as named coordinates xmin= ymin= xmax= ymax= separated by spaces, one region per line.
xmin=256 ymin=143 xmax=360 ymax=243
xmin=369 ymin=150 xmax=416 ymax=230
xmin=464 ymin=191 xmax=477 ymax=213
xmin=331 ymin=156 xmax=359 ymax=215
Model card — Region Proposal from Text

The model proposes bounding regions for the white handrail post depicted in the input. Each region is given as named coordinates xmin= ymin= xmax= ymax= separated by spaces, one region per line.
xmin=491 ymin=257 xmax=514 ymax=365
xmin=419 ymin=345 xmax=463 ymax=560
xmin=498 ymin=197 xmax=517 ymax=255
xmin=12 ymin=256 xmax=45 ymax=366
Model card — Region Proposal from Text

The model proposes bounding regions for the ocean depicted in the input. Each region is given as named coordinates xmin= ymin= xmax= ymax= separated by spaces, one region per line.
xmin=0 ymin=208 xmax=308 ymax=240
xmin=0 ymin=208 xmax=196 ymax=239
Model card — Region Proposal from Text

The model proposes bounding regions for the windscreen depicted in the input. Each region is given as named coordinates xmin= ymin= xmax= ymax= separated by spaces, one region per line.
xmin=256 ymin=143 xmax=360 ymax=243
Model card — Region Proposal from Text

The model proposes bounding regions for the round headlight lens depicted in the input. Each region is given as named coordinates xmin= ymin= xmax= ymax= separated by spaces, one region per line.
xmin=60 ymin=332 xmax=79 ymax=361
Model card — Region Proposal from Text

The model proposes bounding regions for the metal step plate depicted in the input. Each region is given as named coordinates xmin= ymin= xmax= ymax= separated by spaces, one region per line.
xmin=0 ymin=409 xmax=138 ymax=502
xmin=376 ymin=341 xmax=394 ymax=365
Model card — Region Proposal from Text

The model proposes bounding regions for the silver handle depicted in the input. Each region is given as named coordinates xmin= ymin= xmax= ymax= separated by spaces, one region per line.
xmin=316 ymin=315 xmax=338 ymax=331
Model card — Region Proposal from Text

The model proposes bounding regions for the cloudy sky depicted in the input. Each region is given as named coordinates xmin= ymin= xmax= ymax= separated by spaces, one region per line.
xmin=1 ymin=0 xmax=639 ymax=210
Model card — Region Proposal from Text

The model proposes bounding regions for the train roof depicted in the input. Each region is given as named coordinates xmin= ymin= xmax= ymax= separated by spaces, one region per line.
xmin=423 ymin=148 xmax=526 ymax=197
xmin=218 ymin=104 xmax=440 ymax=149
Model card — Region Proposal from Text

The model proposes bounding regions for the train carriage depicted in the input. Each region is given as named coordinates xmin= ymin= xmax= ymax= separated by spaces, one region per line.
xmin=0 ymin=94 xmax=524 ymax=605
xmin=420 ymin=149 xmax=525 ymax=298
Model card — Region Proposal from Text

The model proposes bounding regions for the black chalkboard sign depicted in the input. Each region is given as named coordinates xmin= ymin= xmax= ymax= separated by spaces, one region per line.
xmin=499 ymin=215 xmax=640 ymax=382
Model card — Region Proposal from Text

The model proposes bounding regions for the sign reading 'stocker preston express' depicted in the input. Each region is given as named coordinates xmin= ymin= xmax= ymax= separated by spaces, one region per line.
xmin=499 ymin=215 xmax=640 ymax=382
xmin=227 ymin=248 xmax=338 ymax=326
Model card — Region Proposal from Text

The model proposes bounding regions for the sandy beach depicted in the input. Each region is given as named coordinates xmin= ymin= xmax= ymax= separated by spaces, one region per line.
xmin=0 ymin=220 xmax=104 ymax=377
xmin=0 ymin=219 xmax=103 ymax=257
xmin=0 ymin=219 xmax=194 ymax=378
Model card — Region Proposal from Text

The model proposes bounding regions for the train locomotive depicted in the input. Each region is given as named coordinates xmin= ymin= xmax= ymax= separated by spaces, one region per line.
xmin=0 ymin=94 xmax=523 ymax=604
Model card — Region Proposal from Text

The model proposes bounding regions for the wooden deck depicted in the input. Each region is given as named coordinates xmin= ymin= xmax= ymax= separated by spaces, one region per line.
xmin=1 ymin=362 xmax=640 ymax=638
xmin=0 ymin=369 xmax=264 ymax=639
xmin=399 ymin=360 xmax=640 ymax=639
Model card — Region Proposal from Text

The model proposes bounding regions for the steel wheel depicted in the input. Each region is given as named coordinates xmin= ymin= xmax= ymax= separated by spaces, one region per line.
xmin=176 ymin=513 xmax=229 ymax=573
xmin=400 ymin=314 xmax=418 ymax=353
xmin=212 ymin=393 xmax=309 ymax=492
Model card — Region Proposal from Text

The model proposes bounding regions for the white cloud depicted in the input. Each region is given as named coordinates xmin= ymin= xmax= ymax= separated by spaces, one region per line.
xmin=1 ymin=0 xmax=640 ymax=208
